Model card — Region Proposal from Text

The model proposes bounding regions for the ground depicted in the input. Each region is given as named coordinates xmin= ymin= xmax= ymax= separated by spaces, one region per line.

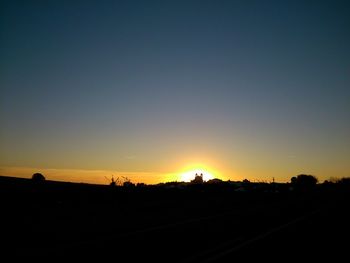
xmin=1 ymin=176 xmax=348 ymax=262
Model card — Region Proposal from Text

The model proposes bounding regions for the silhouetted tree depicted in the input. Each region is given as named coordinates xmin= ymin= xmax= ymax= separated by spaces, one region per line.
xmin=291 ymin=174 xmax=318 ymax=191
xmin=338 ymin=177 xmax=350 ymax=185
xmin=337 ymin=177 xmax=350 ymax=190
xmin=31 ymin=173 xmax=45 ymax=182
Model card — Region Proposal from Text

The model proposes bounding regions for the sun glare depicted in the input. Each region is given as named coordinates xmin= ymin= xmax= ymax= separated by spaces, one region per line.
xmin=178 ymin=165 xmax=217 ymax=182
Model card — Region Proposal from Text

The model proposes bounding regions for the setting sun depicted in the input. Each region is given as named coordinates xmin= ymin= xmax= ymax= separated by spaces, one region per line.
xmin=178 ymin=165 xmax=218 ymax=182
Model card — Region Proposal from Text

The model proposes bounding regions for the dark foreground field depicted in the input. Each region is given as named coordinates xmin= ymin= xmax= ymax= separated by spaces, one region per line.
xmin=1 ymin=176 xmax=349 ymax=262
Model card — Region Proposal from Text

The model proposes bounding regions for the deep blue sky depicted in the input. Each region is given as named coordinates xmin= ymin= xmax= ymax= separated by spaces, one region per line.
xmin=1 ymin=0 xmax=349 ymax=183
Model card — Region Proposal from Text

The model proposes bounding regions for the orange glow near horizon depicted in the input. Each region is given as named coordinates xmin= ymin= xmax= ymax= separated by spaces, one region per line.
xmin=0 ymin=165 xmax=225 ymax=185
xmin=2 ymin=165 xmax=343 ymax=185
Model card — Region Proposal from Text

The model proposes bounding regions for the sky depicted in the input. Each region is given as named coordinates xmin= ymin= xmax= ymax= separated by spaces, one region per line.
xmin=1 ymin=0 xmax=349 ymax=184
